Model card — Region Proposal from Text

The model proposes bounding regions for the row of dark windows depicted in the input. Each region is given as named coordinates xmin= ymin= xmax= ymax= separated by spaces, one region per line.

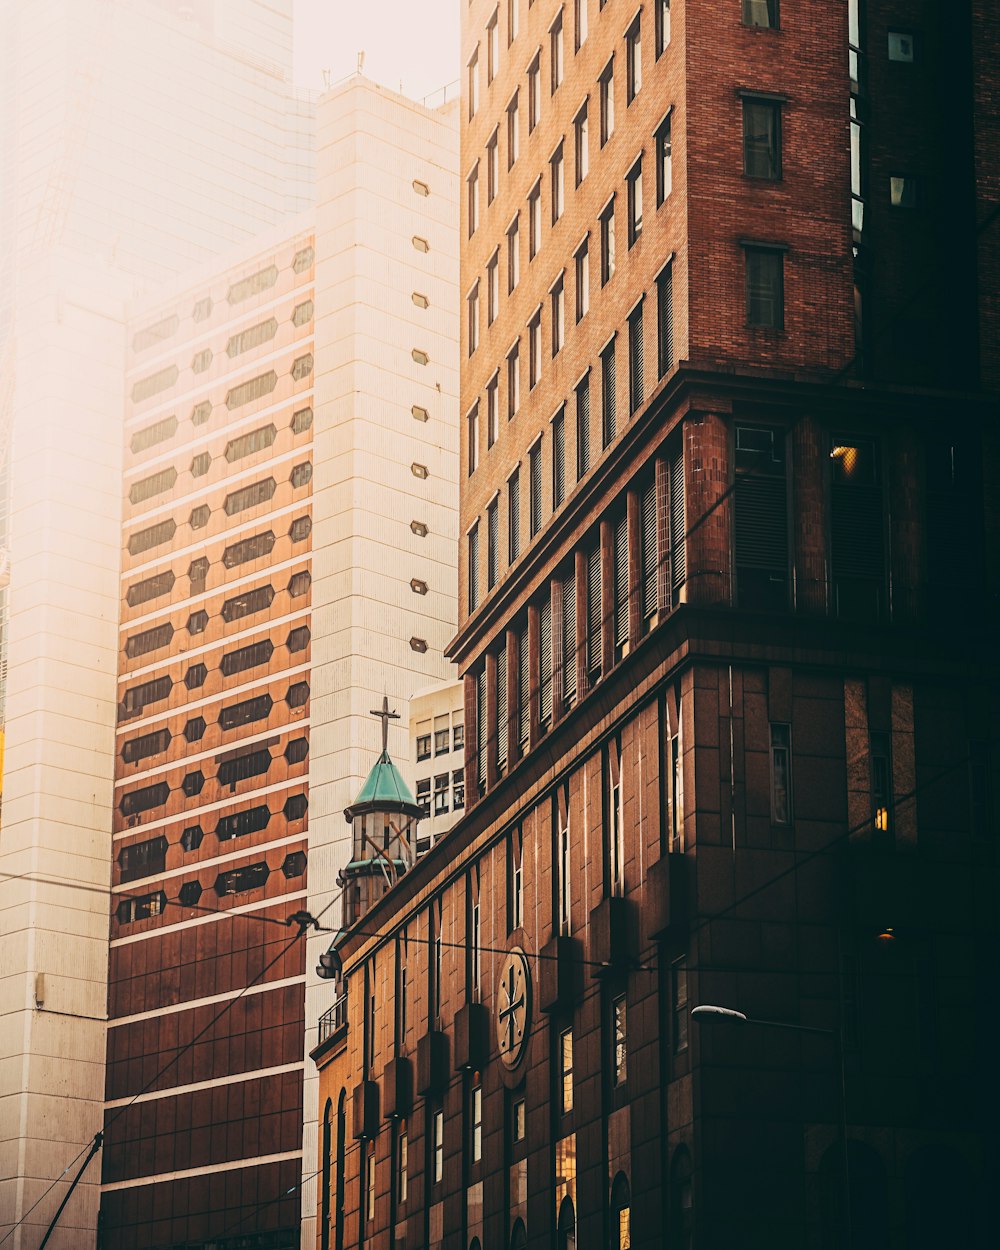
xmin=128 ymin=506 xmax=311 ymax=560
xmin=118 ymin=738 xmax=309 ymax=820
xmin=125 ymin=558 xmax=311 ymax=612
xmin=117 ymin=793 xmax=308 ymax=882
xmin=129 ymin=453 xmax=311 ymax=509
xmin=125 ymin=626 xmax=308 ymax=675
xmin=131 ymin=351 xmax=312 ymax=409
xmin=130 ymin=404 xmax=312 ymax=459
xmin=130 ymin=245 xmax=314 ymax=355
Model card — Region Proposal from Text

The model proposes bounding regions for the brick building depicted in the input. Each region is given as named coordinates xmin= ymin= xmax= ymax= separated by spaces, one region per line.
xmin=314 ymin=3 xmax=998 ymax=1250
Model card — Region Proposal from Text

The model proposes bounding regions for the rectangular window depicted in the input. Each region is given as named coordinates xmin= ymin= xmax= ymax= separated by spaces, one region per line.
xmin=562 ymin=569 xmax=577 ymax=709
xmin=453 ymin=769 xmax=465 ymax=810
xmin=539 ymin=593 xmax=553 ymax=728
xmin=888 ymin=30 xmax=916 ymax=62
xmin=551 ymin=142 xmax=565 ymax=222
xmin=556 ymin=784 xmax=571 ymax=932
xmin=770 ymin=722 xmax=791 ymax=824
xmin=529 ymin=310 xmax=542 ymax=388
xmin=672 ymin=957 xmax=688 ymax=1052
xmin=528 ymin=52 xmax=541 ymax=131
xmin=487 ymin=251 xmax=499 ymax=324
xmin=431 ymin=900 xmax=443 ymax=1022
xmin=640 ymin=479 xmax=658 ymax=623
xmin=576 ymin=373 xmax=591 ymax=478
xmin=656 ymin=113 xmax=672 ymax=204
xmin=612 ymin=513 xmax=628 ymax=660
xmin=559 ymin=1028 xmax=574 ymax=1114
xmin=488 ymin=9 xmax=499 ymax=82
xmin=487 ymin=129 xmax=499 ymax=204
xmin=471 ymin=1080 xmax=483 ymax=1162
xmin=416 ymin=778 xmax=431 ymax=818
xmin=398 ymin=1129 xmax=408 ymax=1205
xmin=468 ymin=522 xmax=480 ymax=613
xmin=512 ymin=1095 xmax=526 ymax=1143
xmin=508 ymin=468 xmax=521 ymax=561
xmin=656 ymin=0 xmax=671 ymax=56
xmin=743 ymin=96 xmax=782 ymax=179
xmin=468 ymin=403 xmax=479 ymax=476
xmin=487 ymin=497 xmax=499 ymax=589
xmin=627 ymin=158 xmax=643 ymax=246
xmin=507 ymin=215 xmax=520 ymax=292
xmin=657 ymin=262 xmax=674 ymax=377
xmin=434 ymin=717 xmax=450 ymax=755
xmin=507 ymin=341 xmax=521 ymax=417
xmin=551 ymin=275 xmax=565 ymax=355
xmin=575 ymin=0 xmax=588 ymax=50
xmin=434 ymin=773 xmax=449 ymax=814
xmin=552 ymin=407 xmax=566 ymax=507
xmin=574 ymin=101 xmax=589 ymax=184
xmin=600 ymin=59 xmax=614 ymax=145
xmin=669 ymin=446 xmax=686 ymax=605
xmin=467 ymin=164 xmax=480 ymax=237
xmin=587 ymin=541 xmax=602 ymax=680
xmin=417 ymin=724 xmax=432 ymax=761
xmin=575 ymin=237 xmax=590 ymax=321
xmin=529 ymin=181 xmax=542 ymax=258
xmin=529 ymin=440 xmax=542 ymax=536
xmin=551 ymin=12 xmax=564 ymax=91
xmin=433 ymin=1108 xmax=444 ymax=1183
xmin=454 ymin=723 xmax=465 ymax=751
xmin=626 ymin=16 xmax=641 ymax=102
xmin=744 ymin=245 xmax=784 ymax=329
xmin=600 ymin=198 xmax=615 ymax=284
xmin=830 ymin=435 xmax=884 ymax=620
xmin=601 ymin=337 xmax=617 ymax=447
xmin=487 ymin=373 xmax=499 ymax=446
xmin=366 ymin=1143 xmax=376 ymax=1221
xmin=496 ymin=643 xmax=509 ymax=775
xmin=508 ymin=0 xmax=518 ymax=43
xmin=468 ymin=48 xmax=479 ymax=118
xmin=467 ymin=281 xmax=479 ymax=355
xmin=734 ymin=424 xmax=788 ymax=610
xmin=469 ymin=866 xmax=481 ymax=998
xmin=608 ymin=735 xmax=624 ymax=892
xmin=613 ymin=994 xmax=627 ymax=1086
xmin=476 ymin=665 xmax=487 ymax=796
xmin=744 ymin=0 xmax=779 ymax=29
xmin=509 ymin=826 xmax=524 ymax=930
xmin=507 ymin=91 xmax=520 ymax=167
xmin=628 ymin=301 xmax=644 ymax=414
xmin=871 ymin=732 xmax=893 ymax=842
xmin=889 ymin=174 xmax=918 ymax=208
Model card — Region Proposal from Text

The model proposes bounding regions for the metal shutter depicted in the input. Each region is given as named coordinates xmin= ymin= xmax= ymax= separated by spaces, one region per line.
xmin=497 ymin=646 xmax=508 ymax=772
xmin=641 ymin=481 xmax=657 ymax=618
xmin=657 ymin=263 xmax=673 ymax=378
xmin=587 ymin=544 xmax=602 ymax=675
xmin=614 ymin=514 xmax=629 ymax=648
xmin=562 ymin=571 xmax=577 ymax=704
xmin=530 ymin=444 xmax=542 ymax=536
xmin=509 ymin=470 xmax=520 ymax=561
xmin=469 ymin=524 xmax=480 ymax=612
xmin=576 ymin=376 xmax=590 ymax=477
xmin=670 ymin=449 xmax=686 ymax=593
xmin=540 ymin=597 xmax=553 ymax=726
xmin=518 ymin=628 xmax=530 ymax=750
xmin=602 ymin=342 xmax=617 ymax=445
xmin=735 ymin=473 xmax=788 ymax=573
xmin=488 ymin=501 xmax=499 ymax=587
xmin=553 ymin=411 xmax=566 ymax=506
xmin=629 ymin=303 xmax=644 ymax=413
xmin=476 ymin=667 xmax=487 ymax=791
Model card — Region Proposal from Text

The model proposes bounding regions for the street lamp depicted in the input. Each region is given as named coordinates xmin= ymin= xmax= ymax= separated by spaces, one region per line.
xmin=691 ymin=1004 xmax=852 ymax=1250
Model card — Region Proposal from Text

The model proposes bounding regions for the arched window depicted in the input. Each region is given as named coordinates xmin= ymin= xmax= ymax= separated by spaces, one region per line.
xmin=335 ymin=1089 xmax=347 ymax=1250
xmin=510 ymin=1216 xmax=527 ymax=1250
xmin=321 ymin=1099 xmax=333 ymax=1250
xmin=610 ymin=1172 xmax=631 ymax=1249
xmin=470 ymin=1239 xmax=483 ymax=1250
xmin=670 ymin=1145 xmax=693 ymax=1250
xmin=557 ymin=1195 xmax=576 ymax=1250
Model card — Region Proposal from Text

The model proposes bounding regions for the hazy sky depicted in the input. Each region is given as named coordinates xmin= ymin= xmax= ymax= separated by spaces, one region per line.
xmin=295 ymin=0 xmax=461 ymax=103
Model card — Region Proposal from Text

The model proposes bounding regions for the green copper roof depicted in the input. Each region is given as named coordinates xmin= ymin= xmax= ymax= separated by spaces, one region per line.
xmin=344 ymin=751 xmax=422 ymax=823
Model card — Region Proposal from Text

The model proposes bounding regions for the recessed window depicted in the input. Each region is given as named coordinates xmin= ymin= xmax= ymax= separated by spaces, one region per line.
xmin=507 ymin=91 xmax=520 ymax=167
xmin=487 ymin=9 xmax=499 ymax=82
xmin=770 ymin=723 xmax=792 ymax=824
xmin=126 ymin=570 xmax=175 ymax=608
xmin=287 ymin=626 xmax=311 ymax=653
xmin=744 ymin=245 xmax=785 ymax=328
xmin=468 ymin=403 xmax=480 ymax=476
xmin=223 ymin=531 xmax=275 ymax=569
xmin=576 ymin=372 xmax=591 ymax=479
xmin=469 ymin=521 xmax=480 ymax=613
xmin=574 ymin=101 xmax=589 ymax=184
xmin=487 ymin=129 xmax=499 ymax=203
xmin=128 ymin=518 xmax=177 ymax=556
xmin=411 ymin=462 xmax=429 ymax=480
xmin=216 ymin=861 xmax=270 ymax=897
xmin=226 ymin=423 xmax=277 ymax=462
xmin=411 ymin=578 xmax=428 ymax=596
xmin=413 ymin=178 xmax=430 ymax=196
xmin=120 ymin=675 xmax=172 ymax=718
xmin=529 ymin=310 xmax=542 ymax=389
xmin=552 ymin=407 xmax=566 ymax=508
xmin=551 ymin=276 xmax=565 ymax=356
xmin=600 ymin=60 xmax=615 ymax=145
xmin=221 ymin=639 xmax=274 ymax=677
xmin=411 ymin=405 xmax=429 ymax=423
xmin=601 ymin=337 xmax=617 ymax=447
xmin=528 ymin=181 xmax=542 ymax=259
xmin=468 ymin=163 xmax=480 ymax=237
xmin=528 ymin=52 xmax=541 ymax=131
xmin=468 ymin=281 xmax=480 ymax=356
xmin=507 ymin=341 xmax=521 ymax=418
xmin=129 ymin=467 xmax=177 ymax=506
xmin=288 ymin=570 xmax=312 ymax=597
xmin=410 ymin=636 xmax=428 ymax=654
xmin=468 ymin=47 xmax=480 ymax=119
xmin=656 ymin=0 xmax=671 ymax=56
xmin=292 ymin=245 xmax=315 ymax=272
xmin=226 ymin=370 xmax=277 ymax=410
xmin=181 ymin=825 xmax=204 ymax=851
xmin=559 ymin=1028 xmax=574 ymax=1114
xmin=575 ymin=237 xmax=590 ymax=322
xmin=412 ymin=291 xmax=429 ymax=309
xmin=188 ymin=556 xmax=209 ymax=590
xmin=289 ymin=515 xmax=312 ymax=542
xmin=227 ymin=264 xmax=278 ymax=305
xmin=412 ymin=235 xmax=430 ymax=253
xmin=187 ymin=610 xmax=209 ymax=635
xmin=600 ymin=198 xmax=616 ymax=284
xmin=192 ymin=296 xmax=212 ymax=322
xmin=412 ymin=348 xmax=429 ymax=366
xmin=411 ymin=519 xmax=428 ymax=538
xmin=743 ymin=96 xmax=782 ymax=180
xmin=507 ymin=215 xmax=520 ymax=292
xmin=626 ymin=17 xmax=642 ymax=103
xmin=221 ymin=584 xmax=274 ymax=623
xmin=184 ymin=663 xmax=208 ymax=690
xmin=190 ymin=451 xmax=211 ymax=478
xmin=487 ymin=251 xmax=499 ymax=325
xmin=657 ymin=261 xmax=674 ymax=377
xmin=292 ymin=300 xmax=313 ymax=327
xmin=132 ymin=314 xmax=179 ymax=354
xmin=130 ymin=415 xmax=178 ymax=455
xmin=227 ymin=318 xmax=277 ymax=358
xmin=656 ymin=113 xmax=673 ymax=204
xmin=575 ymin=0 xmax=588 ymax=50
xmin=551 ymin=142 xmax=565 ymax=223
xmin=888 ymin=30 xmax=916 ymax=62
xmin=743 ymin=0 xmax=778 ymax=28
xmin=487 ymin=373 xmax=499 ymax=446
xmin=628 ymin=300 xmax=644 ymax=413
xmin=224 ymin=477 xmax=276 ymax=517
xmin=219 ymin=693 xmax=273 ymax=732
xmin=508 ymin=468 xmax=521 ymax=562
xmin=131 ymin=365 xmax=178 ymax=404
xmin=890 ymin=175 xmax=918 ymax=208
xmin=291 ymin=405 xmax=313 ymax=433
xmin=627 ymin=158 xmax=643 ymax=246
xmin=487 ymin=497 xmax=499 ymax=590
xmin=551 ymin=12 xmax=564 ymax=92
xmin=191 ymin=400 xmax=212 ymax=426
xmin=125 ymin=622 xmax=174 ymax=659
xmin=285 ymin=793 xmax=308 ymax=821
xmin=529 ymin=441 xmax=542 ymax=537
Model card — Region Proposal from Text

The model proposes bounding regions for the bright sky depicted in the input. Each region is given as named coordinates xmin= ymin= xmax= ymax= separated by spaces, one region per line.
xmin=294 ymin=0 xmax=461 ymax=104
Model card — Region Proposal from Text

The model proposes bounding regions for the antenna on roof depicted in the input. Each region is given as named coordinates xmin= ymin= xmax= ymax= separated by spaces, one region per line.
xmin=357 ymin=50 xmax=365 ymax=75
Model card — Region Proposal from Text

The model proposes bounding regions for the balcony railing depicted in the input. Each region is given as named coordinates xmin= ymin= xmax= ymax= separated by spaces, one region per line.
xmin=318 ymin=994 xmax=347 ymax=1046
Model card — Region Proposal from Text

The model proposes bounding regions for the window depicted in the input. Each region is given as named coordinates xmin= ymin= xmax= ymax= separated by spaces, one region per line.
xmin=468 ymin=403 xmax=480 ymax=476
xmin=469 ymin=47 xmax=480 ymax=118
xmin=471 ymin=1080 xmax=483 ymax=1163
xmin=656 ymin=0 xmax=671 ymax=56
xmin=223 ymin=530 xmax=275 ymax=569
xmin=216 ymin=861 xmax=270 ymax=897
xmin=656 ymin=113 xmax=672 ymax=204
xmin=770 ymin=723 xmax=792 ymax=824
xmin=889 ymin=175 xmax=918 ymax=208
xmin=453 ymin=769 xmax=466 ymax=810
xmin=612 ymin=517 xmax=628 ymax=662
xmin=551 ymin=12 xmax=564 ymax=90
xmin=612 ymin=995 xmax=627 ymax=1085
xmin=488 ymin=9 xmax=499 ymax=81
xmin=486 ymin=378 xmax=500 ymax=450
xmin=128 ymin=519 xmax=177 ymax=557
xmin=507 ymin=341 xmax=521 ymax=417
xmin=126 ymin=570 xmax=175 ymax=608
xmin=125 ymin=622 xmax=174 ymax=659
xmin=289 ymin=461 xmax=313 ymax=488
xmin=497 ymin=643 xmax=509 ymax=775
xmin=529 ymin=310 xmax=542 ymax=388
xmin=600 ymin=60 xmax=614 ymax=145
xmin=528 ymin=181 xmax=542 ymax=258
xmin=608 ymin=735 xmax=625 ymax=889
xmin=668 ymin=704 xmax=684 ymax=848
xmin=121 ymin=730 xmax=170 ymax=767
xmin=129 ymin=467 xmax=177 ymax=506
xmin=224 ymin=477 xmax=276 ymax=517
xmin=562 ymin=568 xmax=577 ymax=709
xmin=587 ymin=540 xmax=602 ymax=681
xmin=574 ymin=102 xmax=589 ymax=184
xmin=628 ymin=300 xmax=644 ymax=413
xmin=871 ymin=732 xmax=893 ymax=842
xmin=433 ymin=1108 xmax=444 ymax=1183
xmin=226 ymin=423 xmax=277 ymax=463
xmin=512 ymin=1095 xmax=526 ymax=1143
xmin=744 ymin=245 xmax=784 ymax=328
xmin=735 ymin=423 xmax=788 ymax=609
xmin=529 ymin=441 xmax=542 ymax=537
xmin=226 ymin=369 xmax=277 ymax=410
xmin=830 ymin=436 xmax=884 ymax=620
xmin=131 ymin=365 xmax=178 ymax=404
xmin=416 ymin=778 xmax=431 ymax=819
xmin=487 ymin=130 xmax=499 ymax=204
xmin=469 ymin=522 xmax=480 ymax=613
xmin=672 ymin=957 xmax=688 ymax=1052
xmin=743 ymin=0 xmax=778 ymax=28
xmin=657 ymin=261 xmax=674 ymax=377
xmin=431 ymin=900 xmax=443 ymax=1022
xmin=626 ymin=16 xmax=641 ymax=102
xmin=398 ymin=1128 xmax=409 ymax=1205
xmin=507 ymin=215 xmax=520 ymax=292
xmin=743 ymin=96 xmax=782 ymax=179
xmin=290 ymin=352 xmax=313 ymax=381
xmin=551 ymin=276 xmax=565 ymax=355
xmin=508 ymin=0 xmax=518 ymax=43
xmin=575 ymin=237 xmax=590 ymax=322
xmin=227 ymin=317 xmax=277 ymax=358
xmin=508 ymin=468 xmax=521 ymax=562
xmin=551 ymin=142 xmax=565 ymax=222
xmin=576 ymin=373 xmax=591 ymax=478
xmin=539 ymin=593 xmax=553 ymax=728
xmin=434 ymin=774 xmax=450 ymax=815
xmin=601 ymin=337 xmax=617 ymax=447
xmin=130 ymin=415 xmax=178 ymax=454
xmin=559 ymin=1028 xmax=574 ymax=1114
xmin=552 ymin=407 xmax=566 ymax=507
xmin=627 ymin=158 xmax=643 ymax=246
xmin=487 ymin=497 xmax=499 ymax=589
xmin=640 ymin=479 xmax=658 ymax=624
xmin=528 ymin=52 xmax=541 ymax=131
xmin=600 ymin=199 xmax=616 ymax=284
xmin=291 ymin=405 xmax=313 ymax=434
xmin=227 ymin=264 xmax=277 ymax=304
xmin=434 ymin=718 xmax=450 ymax=756
xmin=509 ymin=827 xmax=524 ymax=930
xmin=507 ymin=91 xmax=520 ymax=167
xmin=611 ymin=1174 xmax=631 ymax=1250
xmin=116 ymin=891 xmax=166 ymax=925
xmin=575 ymin=0 xmax=588 ymax=49
xmin=219 ymin=693 xmax=273 ymax=732
xmin=468 ymin=164 xmax=480 ymax=237
xmin=888 ymin=30 xmax=916 ymax=63
xmin=417 ymin=723 xmax=432 ymax=760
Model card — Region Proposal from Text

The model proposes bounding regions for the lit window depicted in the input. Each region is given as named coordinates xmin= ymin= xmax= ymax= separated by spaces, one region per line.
xmin=552 ymin=407 xmax=566 ymax=507
xmin=508 ymin=0 xmax=518 ymax=44
xmin=433 ymin=1108 xmax=444 ymax=1183
xmin=888 ymin=30 xmax=916 ymax=63
xmin=471 ymin=1080 xmax=483 ymax=1162
xmin=559 ymin=1028 xmax=574 ymax=1114
xmin=890 ymin=174 xmax=918 ymax=208
xmin=556 ymin=785 xmax=571 ymax=933
xmin=871 ymin=732 xmax=893 ymax=841
xmin=398 ymin=1128 xmax=408 ymax=1204
xmin=608 ymin=737 xmax=624 ymax=891
xmin=743 ymin=0 xmax=778 ymax=28
xmin=613 ymin=995 xmax=627 ymax=1085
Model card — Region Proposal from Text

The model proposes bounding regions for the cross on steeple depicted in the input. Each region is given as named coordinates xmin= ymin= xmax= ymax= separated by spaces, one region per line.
xmin=369 ymin=694 xmax=399 ymax=754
